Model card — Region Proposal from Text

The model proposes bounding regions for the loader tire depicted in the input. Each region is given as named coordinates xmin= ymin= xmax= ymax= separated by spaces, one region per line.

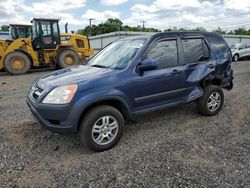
xmin=4 ymin=51 xmax=31 ymax=75
xmin=58 ymin=49 xmax=80 ymax=69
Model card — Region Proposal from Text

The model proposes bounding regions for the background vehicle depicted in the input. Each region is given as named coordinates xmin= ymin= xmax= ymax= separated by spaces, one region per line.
xmin=0 ymin=18 xmax=94 ymax=75
xmin=231 ymin=43 xmax=250 ymax=61
xmin=9 ymin=24 xmax=32 ymax=40
xmin=27 ymin=32 xmax=233 ymax=152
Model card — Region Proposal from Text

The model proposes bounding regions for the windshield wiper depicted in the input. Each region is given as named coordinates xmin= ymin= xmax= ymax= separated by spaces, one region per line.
xmin=91 ymin=64 xmax=108 ymax=69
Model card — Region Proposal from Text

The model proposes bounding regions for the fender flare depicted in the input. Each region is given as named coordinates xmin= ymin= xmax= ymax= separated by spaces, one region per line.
xmin=74 ymin=95 xmax=133 ymax=129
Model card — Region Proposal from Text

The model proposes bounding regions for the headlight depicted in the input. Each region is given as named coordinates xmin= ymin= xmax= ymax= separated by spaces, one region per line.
xmin=42 ymin=84 xmax=77 ymax=104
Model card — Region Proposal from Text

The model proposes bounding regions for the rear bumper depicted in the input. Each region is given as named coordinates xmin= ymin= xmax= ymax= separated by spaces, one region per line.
xmin=26 ymin=98 xmax=78 ymax=135
xmin=221 ymin=69 xmax=234 ymax=90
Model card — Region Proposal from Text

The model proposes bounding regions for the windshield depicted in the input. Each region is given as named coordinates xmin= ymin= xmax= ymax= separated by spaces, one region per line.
xmin=16 ymin=27 xmax=26 ymax=38
xmin=88 ymin=39 xmax=146 ymax=70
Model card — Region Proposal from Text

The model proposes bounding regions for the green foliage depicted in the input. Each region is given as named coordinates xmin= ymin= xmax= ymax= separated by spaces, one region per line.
xmin=0 ymin=25 xmax=9 ymax=32
xmin=213 ymin=27 xmax=226 ymax=34
xmin=233 ymin=28 xmax=250 ymax=35
xmin=77 ymin=18 xmax=250 ymax=36
xmin=213 ymin=27 xmax=250 ymax=35
xmin=77 ymin=18 xmax=160 ymax=36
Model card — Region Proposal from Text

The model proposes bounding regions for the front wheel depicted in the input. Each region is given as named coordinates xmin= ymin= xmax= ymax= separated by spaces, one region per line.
xmin=79 ymin=105 xmax=124 ymax=152
xmin=197 ymin=85 xmax=224 ymax=116
xmin=4 ymin=51 xmax=31 ymax=75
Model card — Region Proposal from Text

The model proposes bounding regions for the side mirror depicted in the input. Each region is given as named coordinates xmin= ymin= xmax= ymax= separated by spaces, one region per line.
xmin=138 ymin=59 xmax=158 ymax=72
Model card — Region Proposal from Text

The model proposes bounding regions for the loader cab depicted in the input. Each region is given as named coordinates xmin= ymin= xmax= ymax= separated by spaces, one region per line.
xmin=31 ymin=18 xmax=60 ymax=50
xmin=9 ymin=24 xmax=32 ymax=40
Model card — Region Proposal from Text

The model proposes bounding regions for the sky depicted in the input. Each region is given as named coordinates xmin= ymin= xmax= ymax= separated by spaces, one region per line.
xmin=0 ymin=0 xmax=250 ymax=32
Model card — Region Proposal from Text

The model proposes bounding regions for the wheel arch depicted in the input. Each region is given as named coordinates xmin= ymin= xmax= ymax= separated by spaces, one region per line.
xmin=233 ymin=53 xmax=239 ymax=61
xmin=201 ymin=75 xmax=222 ymax=88
xmin=77 ymin=97 xmax=132 ymax=130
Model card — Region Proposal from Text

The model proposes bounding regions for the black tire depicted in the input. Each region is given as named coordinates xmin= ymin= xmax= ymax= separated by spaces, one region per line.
xmin=233 ymin=54 xmax=239 ymax=62
xmin=4 ymin=51 xmax=31 ymax=75
xmin=79 ymin=105 xmax=124 ymax=152
xmin=197 ymin=85 xmax=224 ymax=116
xmin=57 ymin=49 xmax=80 ymax=69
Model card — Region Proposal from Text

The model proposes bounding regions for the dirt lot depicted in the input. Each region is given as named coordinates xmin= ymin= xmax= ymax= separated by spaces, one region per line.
xmin=0 ymin=61 xmax=249 ymax=187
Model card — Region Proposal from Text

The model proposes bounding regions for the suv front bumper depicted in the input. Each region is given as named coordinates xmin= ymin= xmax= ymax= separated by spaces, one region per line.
xmin=26 ymin=98 xmax=78 ymax=135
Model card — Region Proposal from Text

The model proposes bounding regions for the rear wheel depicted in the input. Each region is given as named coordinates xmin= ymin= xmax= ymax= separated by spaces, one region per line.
xmin=4 ymin=51 xmax=31 ymax=75
xmin=58 ymin=49 xmax=80 ymax=69
xmin=197 ymin=85 xmax=224 ymax=116
xmin=79 ymin=105 xmax=124 ymax=152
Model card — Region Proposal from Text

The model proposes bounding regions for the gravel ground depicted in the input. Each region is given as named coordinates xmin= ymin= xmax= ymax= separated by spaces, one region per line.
xmin=0 ymin=61 xmax=249 ymax=188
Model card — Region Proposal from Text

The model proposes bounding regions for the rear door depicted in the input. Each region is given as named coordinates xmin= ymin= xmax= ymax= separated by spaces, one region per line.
xmin=179 ymin=35 xmax=214 ymax=100
xmin=240 ymin=44 xmax=250 ymax=58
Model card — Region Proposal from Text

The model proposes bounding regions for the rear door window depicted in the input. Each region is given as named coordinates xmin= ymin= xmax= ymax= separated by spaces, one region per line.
xmin=181 ymin=38 xmax=210 ymax=64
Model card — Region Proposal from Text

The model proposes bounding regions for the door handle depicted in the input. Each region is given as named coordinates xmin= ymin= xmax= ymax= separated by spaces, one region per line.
xmin=171 ymin=69 xmax=182 ymax=74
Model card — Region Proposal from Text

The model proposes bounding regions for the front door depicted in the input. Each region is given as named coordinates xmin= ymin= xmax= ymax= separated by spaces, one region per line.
xmin=40 ymin=21 xmax=60 ymax=49
xmin=128 ymin=37 xmax=188 ymax=112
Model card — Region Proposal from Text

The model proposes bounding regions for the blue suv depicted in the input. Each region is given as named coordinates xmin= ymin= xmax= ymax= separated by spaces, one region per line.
xmin=27 ymin=32 xmax=233 ymax=152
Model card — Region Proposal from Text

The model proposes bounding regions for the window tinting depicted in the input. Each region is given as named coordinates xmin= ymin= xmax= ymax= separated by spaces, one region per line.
xmin=52 ymin=22 xmax=59 ymax=36
xmin=32 ymin=21 xmax=39 ymax=38
xmin=146 ymin=40 xmax=178 ymax=69
xmin=16 ymin=27 xmax=26 ymax=38
xmin=182 ymin=38 xmax=209 ymax=64
xmin=41 ymin=21 xmax=51 ymax=36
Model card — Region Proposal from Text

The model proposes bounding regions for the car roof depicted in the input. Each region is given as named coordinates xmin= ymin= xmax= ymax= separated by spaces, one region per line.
xmin=118 ymin=32 xmax=221 ymax=42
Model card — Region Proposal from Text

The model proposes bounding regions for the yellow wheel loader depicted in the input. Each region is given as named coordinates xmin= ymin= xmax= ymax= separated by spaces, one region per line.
xmin=0 ymin=18 xmax=94 ymax=75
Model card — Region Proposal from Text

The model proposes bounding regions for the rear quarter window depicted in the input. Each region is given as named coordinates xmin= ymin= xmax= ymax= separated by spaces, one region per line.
xmin=205 ymin=33 xmax=230 ymax=60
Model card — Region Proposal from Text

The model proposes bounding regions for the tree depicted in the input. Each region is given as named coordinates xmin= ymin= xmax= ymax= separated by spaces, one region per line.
xmin=214 ymin=27 xmax=226 ymax=35
xmin=233 ymin=28 xmax=250 ymax=35
xmin=77 ymin=18 xmax=160 ymax=36
xmin=77 ymin=18 xmax=250 ymax=36
xmin=0 ymin=25 xmax=8 ymax=32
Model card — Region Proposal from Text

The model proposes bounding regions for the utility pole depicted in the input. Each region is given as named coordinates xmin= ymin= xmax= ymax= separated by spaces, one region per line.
xmin=89 ymin=18 xmax=95 ymax=36
xmin=141 ymin=20 xmax=146 ymax=32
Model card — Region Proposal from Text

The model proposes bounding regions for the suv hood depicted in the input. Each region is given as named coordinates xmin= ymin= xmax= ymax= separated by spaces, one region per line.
xmin=36 ymin=65 xmax=112 ymax=90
